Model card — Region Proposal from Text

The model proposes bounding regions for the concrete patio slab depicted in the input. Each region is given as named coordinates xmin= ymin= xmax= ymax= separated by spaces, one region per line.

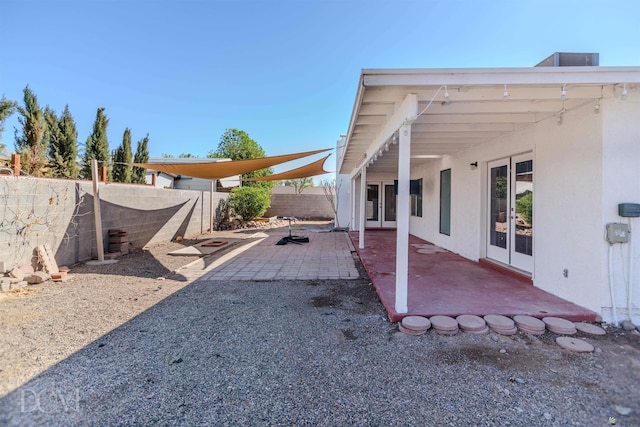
xmin=349 ymin=230 xmax=599 ymax=323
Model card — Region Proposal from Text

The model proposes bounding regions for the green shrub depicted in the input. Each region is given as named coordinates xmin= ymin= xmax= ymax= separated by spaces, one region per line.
xmin=228 ymin=186 xmax=271 ymax=221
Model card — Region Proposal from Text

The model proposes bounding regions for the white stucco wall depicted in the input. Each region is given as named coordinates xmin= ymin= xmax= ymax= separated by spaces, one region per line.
xmin=601 ymin=93 xmax=640 ymax=324
xmin=335 ymin=174 xmax=351 ymax=228
xmin=408 ymin=102 xmax=606 ymax=315
xmin=338 ymin=94 xmax=639 ymax=322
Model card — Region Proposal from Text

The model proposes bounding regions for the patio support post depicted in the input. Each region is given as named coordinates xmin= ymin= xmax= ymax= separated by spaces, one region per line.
xmin=359 ymin=167 xmax=367 ymax=249
xmin=395 ymin=124 xmax=411 ymax=313
xmin=350 ymin=177 xmax=356 ymax=231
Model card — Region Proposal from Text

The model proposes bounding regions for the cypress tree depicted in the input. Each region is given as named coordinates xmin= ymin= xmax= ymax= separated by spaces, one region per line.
xmin=46 ymin=105 xmax=79 ymax=179
xmin=0 ymin=95 xmax=17 ymax=153
xmin=132 ymin=134 xmax=149 ymax=184
xmin=15 ymin=86 xmax=48 ymax=176
xmin=112 ymin=128 xmax=133 ymax=183
xmin=82 ymin=107 xmax=110 ymax=179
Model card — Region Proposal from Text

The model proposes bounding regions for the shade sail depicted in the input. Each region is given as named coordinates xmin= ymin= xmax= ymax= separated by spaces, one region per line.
xmin=244 ymin=154 xmax=332 ymax=181
xmin=133 ymin=148 xmax=331 ymax=180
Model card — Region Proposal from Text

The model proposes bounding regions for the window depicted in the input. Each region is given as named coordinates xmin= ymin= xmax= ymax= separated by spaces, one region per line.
xmin=440 ymin=169 xmax=451 ymax=235
xmin=410 ymin=178 xmax=422 ymax=217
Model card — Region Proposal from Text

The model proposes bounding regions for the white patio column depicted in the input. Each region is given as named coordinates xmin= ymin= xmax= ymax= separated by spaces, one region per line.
xmin=350 ymin=177 xmax=356 ymax=231
xmin=395 ymin=124 xmax=411 ymax=313
xmin=359 ymin=167 xmax=367 ymax=249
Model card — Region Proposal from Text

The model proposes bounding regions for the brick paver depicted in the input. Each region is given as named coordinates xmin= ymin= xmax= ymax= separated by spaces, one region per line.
xmin=174 ymin=230 xmax=360 ymax=282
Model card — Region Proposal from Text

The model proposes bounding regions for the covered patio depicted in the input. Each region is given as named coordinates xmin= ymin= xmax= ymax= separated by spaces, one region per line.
xmin=349 ymin=229 xmax=599 ymax=323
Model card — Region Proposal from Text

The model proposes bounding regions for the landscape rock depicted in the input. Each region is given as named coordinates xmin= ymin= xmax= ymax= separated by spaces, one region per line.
xmin=26 ymin=271 xmax=51 ymax=284
xmin=18 ymin=264 xmax=35 ymax=275
xmin=1 ymin=278 xmax=10 ymax=292
xmin=8 ymin=268 xmax=25 ymax=280
xmin=621 ymin=320 xmax=637 ymax=331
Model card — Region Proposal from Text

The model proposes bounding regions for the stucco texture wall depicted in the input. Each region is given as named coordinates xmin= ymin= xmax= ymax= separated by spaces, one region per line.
xmin=0 ymin=177 xmax=226 ymax=270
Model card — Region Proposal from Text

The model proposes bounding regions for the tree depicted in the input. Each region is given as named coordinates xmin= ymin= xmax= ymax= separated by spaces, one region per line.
xmin=82 ymin=107 xmax=110 ymax=179
xmin=131 ymin=134 xmax=149 ymax=184
xmin=320 ymin=178 xmax=341 ymax=228
xmin=281 ymin=177 xmax=314 ymax=194
xmin=112 ymin=128 xmax=133 ymax=183
xmin=14 ymin=86 xmax=48 ymax=176
xmin=0 ymin=95 xmax=17 ymax=153
xmin=208 ymin=128 xmax=274 ymax=190
xmin=227 ymin=186 xmax=271 ymax=221
xmin=46 ymin=105 xmax=79 ymax=179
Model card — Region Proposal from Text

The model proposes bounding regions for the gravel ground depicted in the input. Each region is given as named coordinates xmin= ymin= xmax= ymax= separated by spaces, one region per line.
xmin=1 ymin=225 xmax=639 ymax=426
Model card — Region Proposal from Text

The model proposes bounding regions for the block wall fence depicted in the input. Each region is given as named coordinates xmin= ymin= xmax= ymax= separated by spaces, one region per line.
xmin=0 ymin=177 xmax=225 ymax=269
xmin=264 ymin=193 xmax=334 ymax=220
xmin=0 ymin=177 xmax=334 ymax=270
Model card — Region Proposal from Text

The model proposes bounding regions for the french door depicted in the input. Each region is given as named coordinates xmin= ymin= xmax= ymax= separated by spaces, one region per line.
xmin=365 ymin=182 xmax=397 ymax=228
xmin=487 ymin=154 xmax=533 ymax=272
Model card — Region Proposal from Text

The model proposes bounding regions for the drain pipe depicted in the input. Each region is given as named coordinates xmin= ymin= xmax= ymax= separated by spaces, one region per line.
xmin=608 ymin=243 xmax=618 ymax=325
xmin=628 ymin=218 xmax=634 ymax=322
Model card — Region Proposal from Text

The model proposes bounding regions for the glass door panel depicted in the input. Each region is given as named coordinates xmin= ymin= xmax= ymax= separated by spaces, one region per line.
xmin=382 ymin=183 xmax=397 ymax=228
xmin=511 ymin=154 xmax=534 ymax=272
xmin=365 ymin=184 xmax=381 ymax=227
xmin=487 ymin=161 xmax=509 ymax=262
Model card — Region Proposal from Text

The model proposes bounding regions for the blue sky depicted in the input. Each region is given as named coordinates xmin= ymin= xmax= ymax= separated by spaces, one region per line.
xmin=2 ymin=0 xmax=640 ymax=181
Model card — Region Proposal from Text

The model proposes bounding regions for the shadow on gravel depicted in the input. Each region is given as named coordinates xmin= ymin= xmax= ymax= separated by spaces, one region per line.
xmin=0 ymin=278 xmax=390 ymax=426
xmin=2 ymin=271 xmax=639 ymax=426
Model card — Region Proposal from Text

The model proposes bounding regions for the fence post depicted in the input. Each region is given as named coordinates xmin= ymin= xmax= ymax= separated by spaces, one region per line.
xmin=11 ymin=154 xmax=20 ymax=176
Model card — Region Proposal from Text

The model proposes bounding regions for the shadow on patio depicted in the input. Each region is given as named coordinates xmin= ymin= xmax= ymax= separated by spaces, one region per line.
xmin=349 ymin=230 xmax=599 ymax=323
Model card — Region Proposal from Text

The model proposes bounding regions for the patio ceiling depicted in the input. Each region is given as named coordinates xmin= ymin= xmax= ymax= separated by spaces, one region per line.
xmin=338 ymin=67 xmax=640 ymax=176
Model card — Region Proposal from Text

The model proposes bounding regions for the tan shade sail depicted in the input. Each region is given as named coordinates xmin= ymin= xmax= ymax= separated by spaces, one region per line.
xmin=244 ymin=154 xmax=332 ymax=182
xmin=133 ymin=148 xmax=331 ymax=180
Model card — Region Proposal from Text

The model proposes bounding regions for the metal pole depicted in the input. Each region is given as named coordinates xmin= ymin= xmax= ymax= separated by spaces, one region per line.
xmin=209 ymin=180 xmax=214 ymax=233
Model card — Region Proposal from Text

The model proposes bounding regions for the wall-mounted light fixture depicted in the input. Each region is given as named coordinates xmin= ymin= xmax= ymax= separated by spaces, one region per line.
xmin=470 ymin=161 xmax=478 ymax=170
xmin=622 ymin=83 xmax=628 ymax=100
xmin=560 ymin=84 xmax=567 ymax=100
xmin=503 ymin=84 xmax=509 ymax=101
xmin=444 ymin=86 xmax=450 ymax=104
xmin=594 ymin=99 xmax=600 ymax=114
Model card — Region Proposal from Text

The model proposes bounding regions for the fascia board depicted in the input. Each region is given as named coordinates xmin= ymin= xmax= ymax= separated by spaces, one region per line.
xmin=362 ymin=66 xmax=640 ymax=86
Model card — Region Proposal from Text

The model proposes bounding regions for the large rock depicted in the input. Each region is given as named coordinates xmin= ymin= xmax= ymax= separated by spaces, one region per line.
xmin=8 ymin=268 xmax=25 ymax=280
xmin=26 ymin=271 xmax=51 ymax=284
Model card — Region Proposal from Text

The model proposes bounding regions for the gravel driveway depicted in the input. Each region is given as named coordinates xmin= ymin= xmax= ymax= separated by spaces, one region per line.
xmin=1 ymin=227 xmax=639 ymax=426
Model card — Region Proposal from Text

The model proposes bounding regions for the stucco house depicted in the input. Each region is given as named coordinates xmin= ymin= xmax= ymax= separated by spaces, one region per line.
xmin=336 ymin=54 xmax=640 ymax=325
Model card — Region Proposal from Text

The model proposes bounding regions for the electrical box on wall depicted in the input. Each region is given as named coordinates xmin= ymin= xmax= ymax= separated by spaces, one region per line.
xmin=606 ymin=223 xmax=630 ymax=243
xmin=619 ymin=203 xmax=640 ymax=218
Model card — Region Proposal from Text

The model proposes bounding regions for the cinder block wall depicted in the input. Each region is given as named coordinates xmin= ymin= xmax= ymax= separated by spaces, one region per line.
xmin=0 ymin=177 xmax=226 ymax=269
xmin=265 ymin=194 xmax=334 ymax=220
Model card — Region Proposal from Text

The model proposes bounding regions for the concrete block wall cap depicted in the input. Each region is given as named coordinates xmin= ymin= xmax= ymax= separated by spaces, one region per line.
xmin=18 ymin=265 xmax=35 ymax=275
xmin=9 ymin=268 xmax=25 ymax=280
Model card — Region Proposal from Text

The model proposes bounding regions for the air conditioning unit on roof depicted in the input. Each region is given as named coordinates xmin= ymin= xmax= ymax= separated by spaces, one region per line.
xmin=535 ymin=52 xmax=599 ymax=67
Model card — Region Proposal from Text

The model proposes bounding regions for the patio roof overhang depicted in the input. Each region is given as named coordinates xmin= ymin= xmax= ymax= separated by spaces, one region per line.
xmin=338 ymin=66 xmax=640 ymax=177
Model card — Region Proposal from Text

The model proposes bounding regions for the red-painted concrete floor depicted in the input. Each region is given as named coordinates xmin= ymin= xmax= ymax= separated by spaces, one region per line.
xmin=349 ymin=230 xmax=599 ymax=323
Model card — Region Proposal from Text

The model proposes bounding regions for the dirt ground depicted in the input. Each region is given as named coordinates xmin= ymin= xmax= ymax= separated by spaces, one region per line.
xmin=0 ymin=223 xmax=639 ymax=425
